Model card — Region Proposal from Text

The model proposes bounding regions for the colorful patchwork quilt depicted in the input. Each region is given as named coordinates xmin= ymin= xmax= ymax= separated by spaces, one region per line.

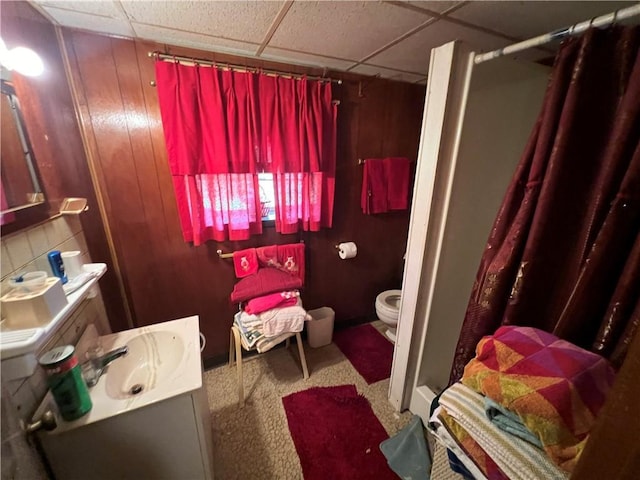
xmin=462 ymin=326 xmax=616 ymax=472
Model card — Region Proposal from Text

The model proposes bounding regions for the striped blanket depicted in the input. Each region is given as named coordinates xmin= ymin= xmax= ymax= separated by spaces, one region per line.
xmin=233 ymin=311 xmax=296 ymax=353
xmin=430 ymin=406 xmax=499 ymax=480
xmin=440 ymin=383 xmax=568 ymax=480
xmin=462 ymin=326 xmax=615 ymax=471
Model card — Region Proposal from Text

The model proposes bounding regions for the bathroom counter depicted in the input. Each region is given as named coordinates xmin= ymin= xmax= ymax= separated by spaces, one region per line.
xmin=34 ymin=315 xmax=214 ymax=480
xmin=0 ymin=263 xmax=107 ymax=361
xmin=36 ymin=316 xmax=203 ymax=433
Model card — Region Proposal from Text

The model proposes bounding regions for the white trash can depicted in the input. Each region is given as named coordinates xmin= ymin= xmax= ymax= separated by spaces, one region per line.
xmin=306 ymin=307 xmax=335 ymax=348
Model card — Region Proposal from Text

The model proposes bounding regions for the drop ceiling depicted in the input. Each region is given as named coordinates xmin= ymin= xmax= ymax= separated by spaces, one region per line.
xmin=29 ymin=1 xmax=638 ymax=84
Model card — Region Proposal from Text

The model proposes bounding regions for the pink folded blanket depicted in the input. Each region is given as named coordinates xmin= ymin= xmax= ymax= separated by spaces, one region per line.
xmin=245 ymin=290 xmax=300 ymax=315
xmin=230 ymin=267 xmax=303 ymax=303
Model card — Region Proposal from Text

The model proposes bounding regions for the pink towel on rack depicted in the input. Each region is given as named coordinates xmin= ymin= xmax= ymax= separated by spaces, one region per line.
xmin=277 ymin=243 xmax=305 ymax=283
xmin=233 ymin=248 xmax=258 ymax=278
xmin=361 ymin=158 xmax=388 ymax=214
xmin=256 ymin=245 xmax=281 ymax=269
xmin=384 ymin=157 xmax=410 ymax=210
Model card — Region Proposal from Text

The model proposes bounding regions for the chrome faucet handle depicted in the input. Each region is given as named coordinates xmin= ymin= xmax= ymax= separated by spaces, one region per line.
xmin=82 ymin=344 xmax=105 ymax=387
xmin=81 ymin=344 xmax=129 ymax=387
xmin=81 ymin=360 xmax=102 ymax=387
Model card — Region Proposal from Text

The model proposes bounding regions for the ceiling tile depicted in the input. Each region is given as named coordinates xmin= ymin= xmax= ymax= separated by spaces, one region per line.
xmin=269 ymin=1 xmax=431 ymax=61
xmin=366 ymin=21 xmax=513 ymax=74
xmin=449 ymin=1 xmax=636 ymax=40
xmin=132 ymin=23 xmax=258 ymax=56
xmin=350 ymin=64 xmax=426 ymax=83
xmin=40 ymin=7 xmax=135 ymax=37
xmin=260 ymin=47 xmax=357 ymax=72
xmin=34 ymin=0 xmax=125 ymax=18
xmin=121 ymin=1 xmax=283 ymax=43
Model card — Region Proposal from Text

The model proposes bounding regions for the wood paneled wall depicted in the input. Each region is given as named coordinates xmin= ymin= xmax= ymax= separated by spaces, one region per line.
xmin=1 ymin=3 xmax=128 ymax=330
xmin=60 ymin=29 xmax=425 ymax=362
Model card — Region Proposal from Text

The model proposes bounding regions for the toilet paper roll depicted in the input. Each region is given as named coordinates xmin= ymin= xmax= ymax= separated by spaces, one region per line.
xmin=338 ymin=242 xmax=357 ymax=260
xmin=61 ymin=251 xmax=83 ymax=279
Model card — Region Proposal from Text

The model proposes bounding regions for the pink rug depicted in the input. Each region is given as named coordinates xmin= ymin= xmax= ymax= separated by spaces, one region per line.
xmin=282 ymin=385 xmax=396 ymax=480
xmin=333 ymin=323 xmax=394 ymax=384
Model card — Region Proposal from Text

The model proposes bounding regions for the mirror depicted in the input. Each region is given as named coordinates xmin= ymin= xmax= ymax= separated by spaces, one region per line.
xmin=0 ymin=74 xmax=44 ymax=219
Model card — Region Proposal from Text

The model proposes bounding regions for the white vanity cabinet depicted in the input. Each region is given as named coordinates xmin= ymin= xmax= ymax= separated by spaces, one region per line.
xmin=37 ymin=385 xmax=214 ymax=480
xmin=34 ymin=316 xmax=215 ymax=479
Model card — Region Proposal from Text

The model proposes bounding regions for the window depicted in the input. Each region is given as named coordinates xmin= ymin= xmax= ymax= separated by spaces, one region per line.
xmin=258 ymin=173 xmax=276 ymax=221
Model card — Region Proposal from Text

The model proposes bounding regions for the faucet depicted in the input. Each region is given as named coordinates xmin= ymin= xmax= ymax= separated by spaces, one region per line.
xmin=83 ymin=345 xmax=128 ymax=387
xmin=94 ymin=346 xmax=129 ymax=370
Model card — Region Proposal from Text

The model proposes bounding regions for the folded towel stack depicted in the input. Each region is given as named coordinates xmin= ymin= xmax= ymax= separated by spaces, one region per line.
xmin=429 ymin=326 xmax=615 ymax=479
xmin=233 ymin=290 xmax=310 ymax=353
xmin=230 ymin=244 xmax=309 ymax=353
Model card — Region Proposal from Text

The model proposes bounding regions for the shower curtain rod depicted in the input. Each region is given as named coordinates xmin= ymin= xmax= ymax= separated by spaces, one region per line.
xmin=148 ymin=51 xmax=342 ymax=84
xmin=474 ymin=3 xmax=640 ymax=64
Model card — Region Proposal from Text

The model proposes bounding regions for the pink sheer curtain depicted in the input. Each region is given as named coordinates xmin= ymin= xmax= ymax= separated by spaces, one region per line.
xmin=155 ymin=61 xmax=336 ymax=244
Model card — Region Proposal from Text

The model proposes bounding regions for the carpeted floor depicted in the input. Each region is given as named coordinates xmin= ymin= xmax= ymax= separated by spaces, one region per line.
xmin=203 ymin=322 xmax=459 ymax=479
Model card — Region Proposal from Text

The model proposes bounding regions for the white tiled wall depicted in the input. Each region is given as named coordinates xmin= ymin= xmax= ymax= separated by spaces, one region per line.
xmin=1 ymin=216 xmax=91 ymax=296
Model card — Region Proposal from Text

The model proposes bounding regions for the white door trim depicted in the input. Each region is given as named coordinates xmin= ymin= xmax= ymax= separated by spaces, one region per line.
xmin=388 ymin=41 xmax=474 ymax=411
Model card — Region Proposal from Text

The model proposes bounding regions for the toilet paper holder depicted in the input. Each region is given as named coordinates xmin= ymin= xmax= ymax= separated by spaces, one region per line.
xmin=334 ymin=242 xmax=358 ymax=260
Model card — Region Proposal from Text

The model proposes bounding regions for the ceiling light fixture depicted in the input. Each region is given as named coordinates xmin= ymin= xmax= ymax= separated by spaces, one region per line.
xmin=0 ymin=38 xmax=44 ymax=77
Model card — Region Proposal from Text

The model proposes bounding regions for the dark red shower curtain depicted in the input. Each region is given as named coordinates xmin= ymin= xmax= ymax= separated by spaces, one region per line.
xmin=450 ymin=26 xmax=640 ymax=383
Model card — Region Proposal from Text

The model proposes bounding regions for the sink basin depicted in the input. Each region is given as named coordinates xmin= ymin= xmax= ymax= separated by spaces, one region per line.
xmin=34 ymin=316 xmax=202 ymax=431
xmin=105 ymin=331 xmax=186 ymax=399
xmin=32 ymin=316 xmax=214 ymax=480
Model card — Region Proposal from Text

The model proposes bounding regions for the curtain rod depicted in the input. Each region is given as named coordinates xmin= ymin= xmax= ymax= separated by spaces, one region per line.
xmin=357 ymin=158 xmax=415 ymax=165
xmin=148 ymin=51 xmax=342 ymax=84
xmin=475 ymin=3 xmax=640 ymax=64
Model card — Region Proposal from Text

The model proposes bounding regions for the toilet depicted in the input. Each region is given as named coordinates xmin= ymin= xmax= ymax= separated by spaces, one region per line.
xmin=375 ymin=289 xmax=401 ymax=343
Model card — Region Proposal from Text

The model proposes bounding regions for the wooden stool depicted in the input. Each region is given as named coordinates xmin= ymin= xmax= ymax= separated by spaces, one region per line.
xmin=229 ymin=325 xmax=309 ymax=406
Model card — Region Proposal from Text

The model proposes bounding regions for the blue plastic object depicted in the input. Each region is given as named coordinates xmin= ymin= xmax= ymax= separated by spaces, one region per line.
xmin=47 ymin=250 xmax=68 ymax=284
xmin=380 ymin=415 xmax=431 ymax=480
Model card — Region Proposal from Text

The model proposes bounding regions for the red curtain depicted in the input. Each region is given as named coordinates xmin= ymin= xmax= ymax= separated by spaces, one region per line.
xmin=449 ymin=26 xmax=640 ymax=383
xmin=257 ymin=75 xmax=337 ymax=233
xmin=155 ymin=61 xmax=336 ymax=244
